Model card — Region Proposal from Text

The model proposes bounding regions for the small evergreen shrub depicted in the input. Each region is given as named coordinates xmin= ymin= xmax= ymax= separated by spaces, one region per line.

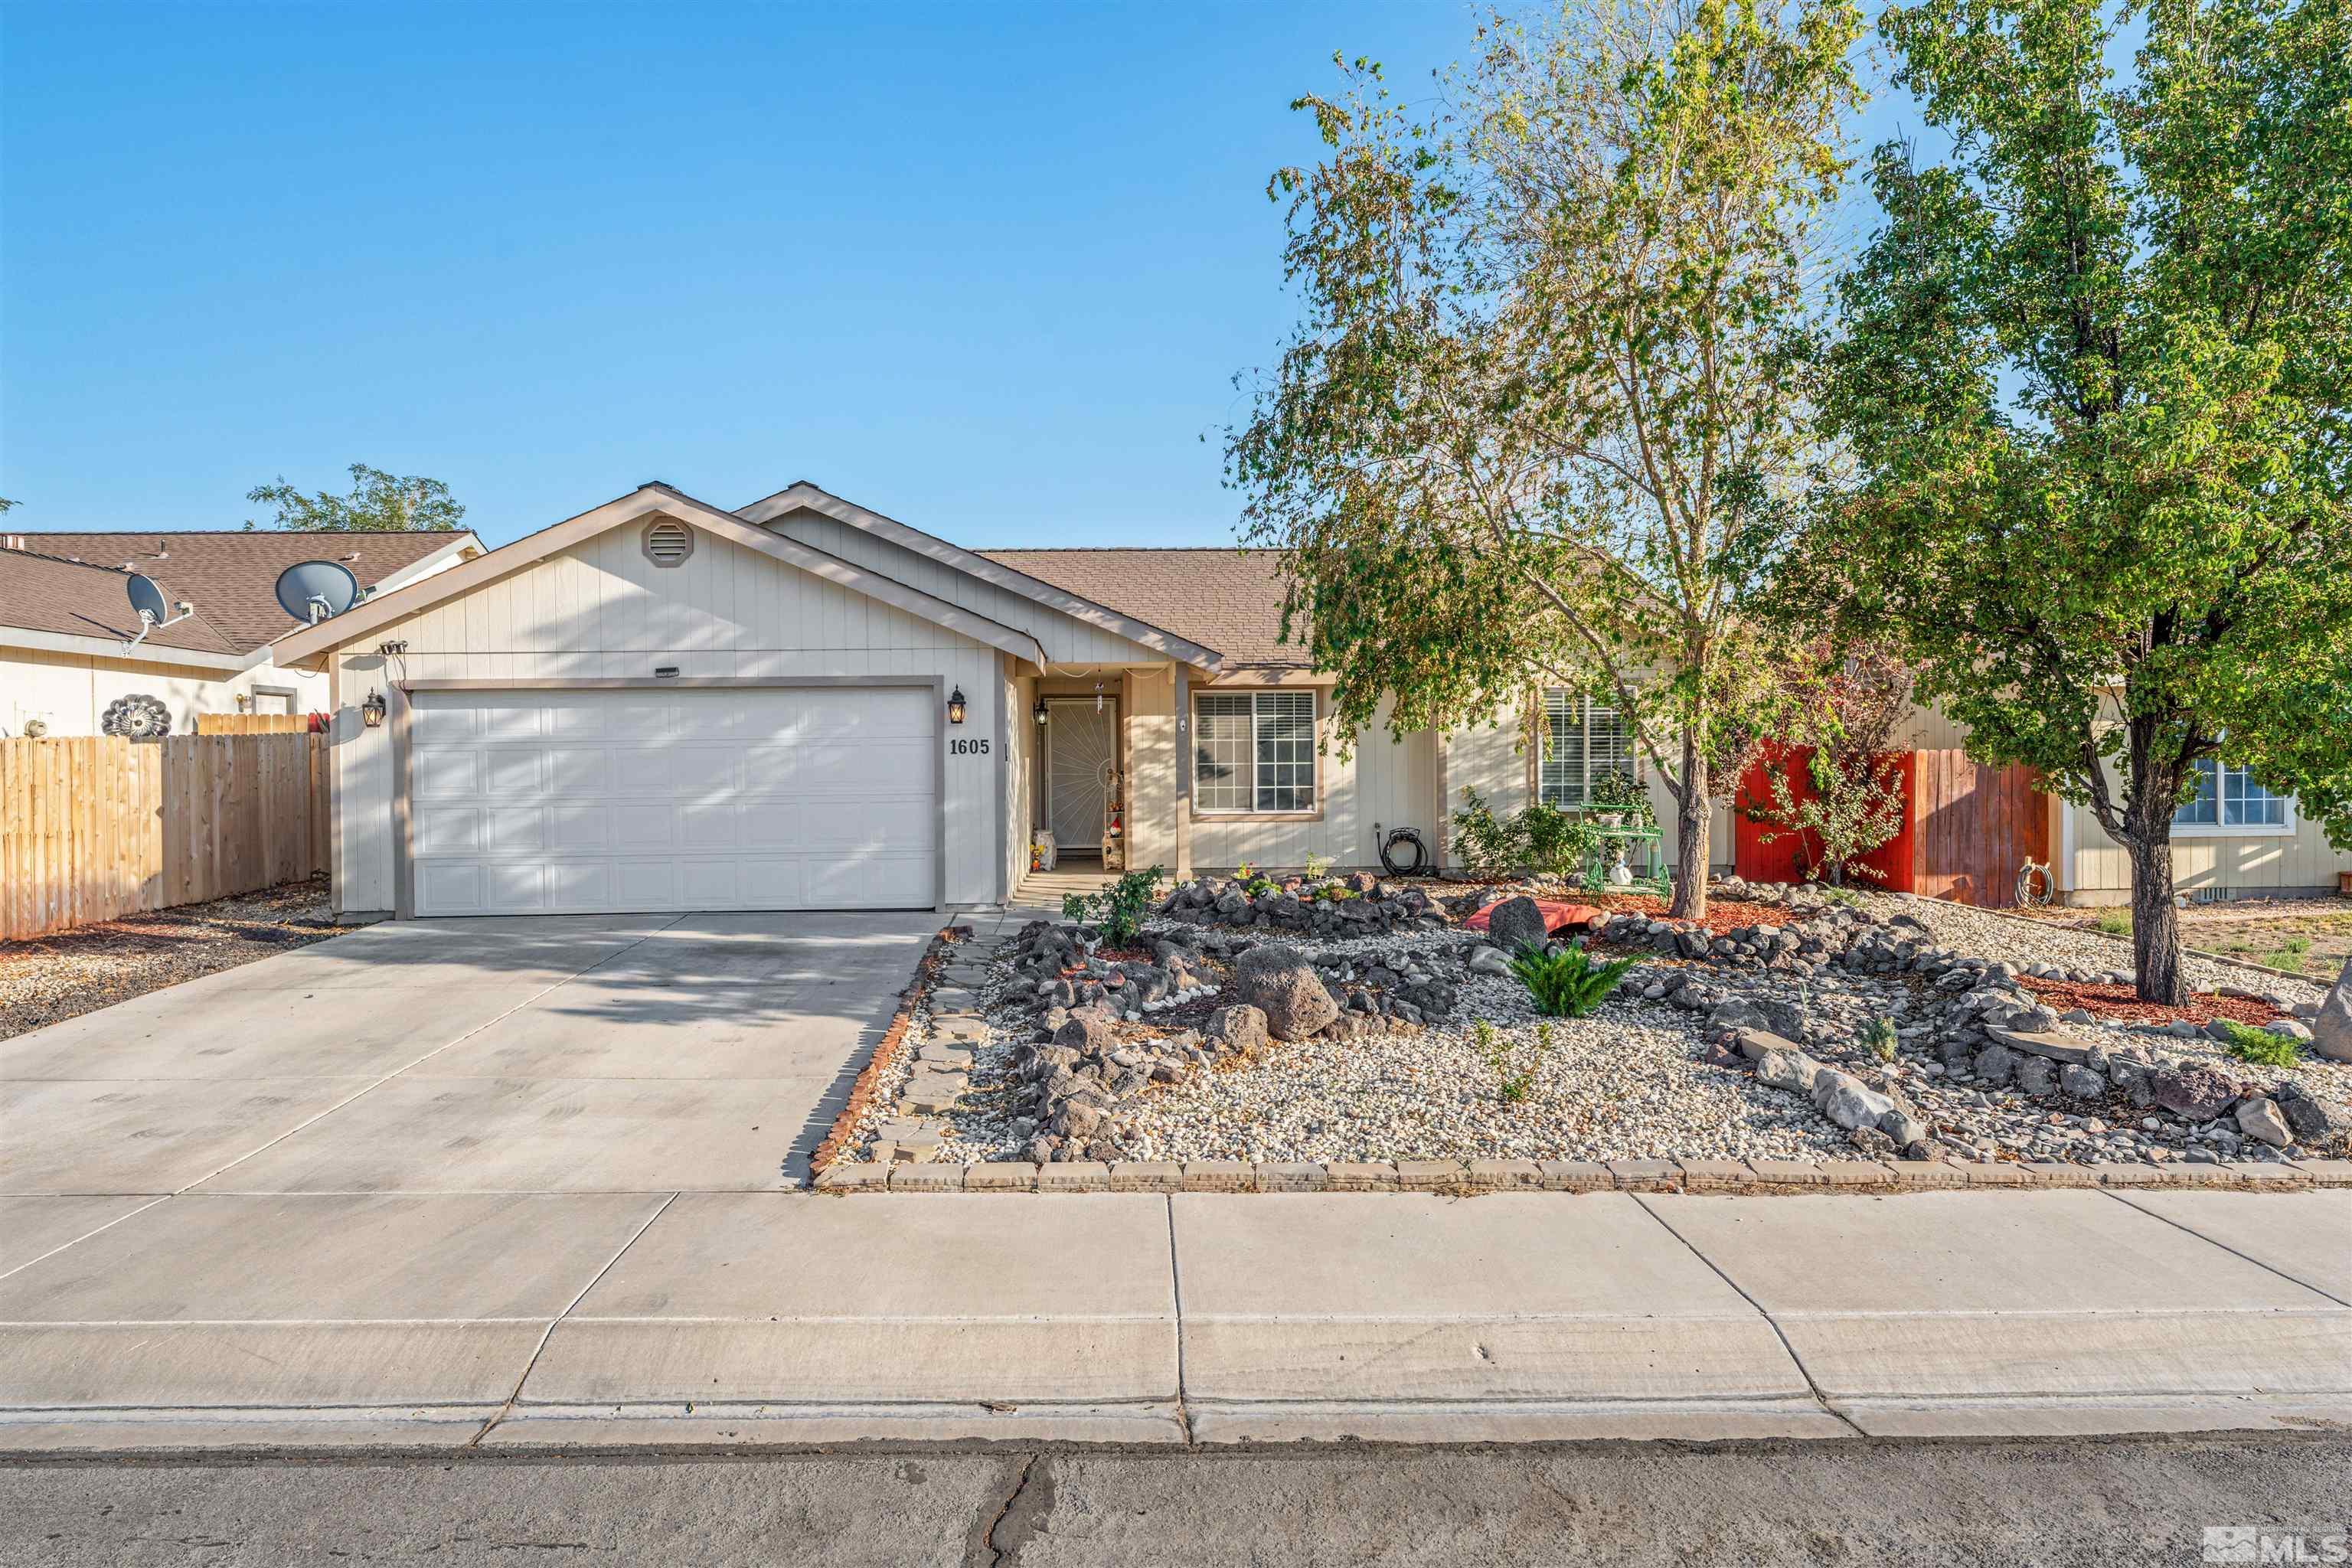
xmin=1508 ymin=943 xmax=1638 ymax=1018
xmin=1061 ymin=865 xmax=1165 ymax=946
xmin=2218 ymin=1019 xmax=2304 ymax=1068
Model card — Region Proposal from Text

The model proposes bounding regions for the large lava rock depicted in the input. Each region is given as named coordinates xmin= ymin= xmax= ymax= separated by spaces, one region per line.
xmin=1484 ymin=897 xmax=1552 ymax=953
xmin=1233 ymin=943 xmax=1341 ymax=1041
xmin=2151 ymin=1063 xmax=2239 ymax=1121
xmin=2314 ymin=956 xmax=2352 ymax=1063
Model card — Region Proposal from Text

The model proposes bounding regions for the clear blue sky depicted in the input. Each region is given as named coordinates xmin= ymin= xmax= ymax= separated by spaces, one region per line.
xmin=5 ymin=2 xmax=1938 ymax=550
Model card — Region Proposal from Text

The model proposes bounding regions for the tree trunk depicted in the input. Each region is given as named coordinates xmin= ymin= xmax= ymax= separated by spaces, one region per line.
xmin=1669 ymin=730 xmax=1710 ymax=920
xmin=2125 ymin=829 xmax=2186 ymax=1006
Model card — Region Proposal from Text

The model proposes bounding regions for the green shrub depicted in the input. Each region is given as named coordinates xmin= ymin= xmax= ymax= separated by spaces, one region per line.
xmin=1304 ymin=851 xmax=1334 ymax=881
xmin=2218 ymin=1018 xmax=2304 ymax=1068
xmin=1450 ymin=788 xmax=1601 ymax=880
xmin=2092 ymin=909 xmax=2132 ymax=937
xmin=1864 ymin=1016 xmax=1899 ymax=1061
xmin=1061 ymin=865 xmax=1165 ymax=946
xmin=1245 ymin=877 xmax=1281 ymax=899
xmin=1475 ymin=1019 xmax=1553 ymax=1106
xmin=1508 ymin=943 xmax=1638 ymax=1018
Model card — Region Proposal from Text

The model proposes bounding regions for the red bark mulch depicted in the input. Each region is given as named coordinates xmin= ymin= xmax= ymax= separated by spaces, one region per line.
xmin=2017 ymin=977 xmax=2282 ymax=1027
xmin=1566 ymin=892 xmax=1802 ymax=936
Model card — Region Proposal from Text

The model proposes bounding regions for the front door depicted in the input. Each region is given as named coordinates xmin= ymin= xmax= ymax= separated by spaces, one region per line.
xmin=1045 ymin=698 xmax=1117 ymax=858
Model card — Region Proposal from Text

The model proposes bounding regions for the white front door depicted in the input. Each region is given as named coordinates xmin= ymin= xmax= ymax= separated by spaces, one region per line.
xmin=407 ymin=687 xmax=936 ymax=916
xmin=1046 ymin=698 xmax=1117 ymax=857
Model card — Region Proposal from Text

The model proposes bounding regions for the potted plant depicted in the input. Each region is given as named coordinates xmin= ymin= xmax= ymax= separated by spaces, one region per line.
xmin=1585 ymin=769 xmax=1651 ymax=830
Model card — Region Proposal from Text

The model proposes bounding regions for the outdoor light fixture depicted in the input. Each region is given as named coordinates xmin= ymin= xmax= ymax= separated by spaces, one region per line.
xmin=361 ymin=690 xmax=387 ymax=729
xmin=947 ymin=687 xmax=967 ymax=725
xmin=1034 ymin=697 xmax=1050 ymax=726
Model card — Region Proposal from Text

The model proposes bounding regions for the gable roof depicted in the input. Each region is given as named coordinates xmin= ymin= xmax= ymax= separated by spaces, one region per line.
xmin=735 ymin=482 xmax=1223 ymax=672
xmin=0 ymin=548 xmax=246 ymax=662
xmin=975 ymin=547 xmax=1305 ymax=670
xmin=5 ymin=530 xmax=479 ymax=654
xmin=270 ymin=483 xmax=1051 ymax=671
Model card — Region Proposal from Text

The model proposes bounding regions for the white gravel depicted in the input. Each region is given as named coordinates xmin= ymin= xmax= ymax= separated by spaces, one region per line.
xmin=1857 ymin=891 xmax=2328 ymax=1004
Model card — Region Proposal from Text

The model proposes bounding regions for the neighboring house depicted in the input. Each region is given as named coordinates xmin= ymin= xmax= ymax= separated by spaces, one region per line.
xmin=265 ymin=479 xmax=2349 ymax=920
xmin=0 ymin=529 xmax=482 ymax=737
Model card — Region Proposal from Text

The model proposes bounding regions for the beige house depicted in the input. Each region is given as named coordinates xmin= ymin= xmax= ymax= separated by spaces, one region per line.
xmin=266 ymin=479 xmax=2348 ymax=920
xmin=1 ymin=529 xmax=481 ymax=737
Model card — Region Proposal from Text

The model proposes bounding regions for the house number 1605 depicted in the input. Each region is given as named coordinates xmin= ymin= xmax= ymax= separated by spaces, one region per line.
xmin=949 ymin=738 xmax=991 ymax=756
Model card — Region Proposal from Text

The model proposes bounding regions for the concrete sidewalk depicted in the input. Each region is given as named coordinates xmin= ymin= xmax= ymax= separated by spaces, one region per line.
xmin=2 ymin=1186 xmax=2344 ymax=1452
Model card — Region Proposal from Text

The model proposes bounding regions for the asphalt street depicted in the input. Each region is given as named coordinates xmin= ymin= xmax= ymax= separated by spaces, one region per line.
xmin=3 ymin=1433 xmax=2346 ymax=1566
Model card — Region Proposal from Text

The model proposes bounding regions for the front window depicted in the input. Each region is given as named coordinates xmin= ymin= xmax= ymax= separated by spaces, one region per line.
xmin=1194 ymin=691 xmax=1316 ymax=813
xmin=2174 ymin=759 xmax=2288 ymax=829
xmin=1538 ymin=690 xmax=1634 ymax=806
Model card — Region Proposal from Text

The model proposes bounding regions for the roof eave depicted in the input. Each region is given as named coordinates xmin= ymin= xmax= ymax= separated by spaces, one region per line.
xmin=271 ymin=486 xmax=1050 ymax=672
xmin=736 ymin=482 xmax=1226 ymax=674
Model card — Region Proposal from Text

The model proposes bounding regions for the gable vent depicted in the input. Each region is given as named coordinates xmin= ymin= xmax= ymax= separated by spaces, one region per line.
xmin=642 ymin=518 xmax=694 ymax=567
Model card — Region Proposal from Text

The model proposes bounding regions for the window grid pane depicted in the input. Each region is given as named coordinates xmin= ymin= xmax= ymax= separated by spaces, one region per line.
xmin=1194 ymin=694 xmax=1253 ymax=812
xmin=1540 ymin=689 xmax=1584 ymax=806
xmin=1255 ymin=691 xmax=1315 ymax=812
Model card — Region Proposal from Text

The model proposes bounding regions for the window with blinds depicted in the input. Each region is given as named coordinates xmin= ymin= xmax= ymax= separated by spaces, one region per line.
xmin=1193 ymin=690 xmax=1318 ymax=813
xmin=1539 ymin=690 xmax=1634 ymax=805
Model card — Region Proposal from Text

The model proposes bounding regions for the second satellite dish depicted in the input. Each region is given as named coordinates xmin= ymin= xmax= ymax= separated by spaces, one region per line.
xmin=275 ymin=560 xmax=361 ymax=625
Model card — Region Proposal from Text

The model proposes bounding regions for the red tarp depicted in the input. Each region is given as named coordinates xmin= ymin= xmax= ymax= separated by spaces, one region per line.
xmin=1465 ymin=900 xmax=1607 ymax=935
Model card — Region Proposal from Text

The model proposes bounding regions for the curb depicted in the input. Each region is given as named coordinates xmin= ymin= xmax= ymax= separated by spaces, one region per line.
xmin=814 ymin=1155 xmax=2350 ymax=1194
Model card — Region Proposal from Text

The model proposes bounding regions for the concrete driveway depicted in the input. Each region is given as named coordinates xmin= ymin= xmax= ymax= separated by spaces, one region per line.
xmin=0 ymin=910 xmax=939 ymax=1199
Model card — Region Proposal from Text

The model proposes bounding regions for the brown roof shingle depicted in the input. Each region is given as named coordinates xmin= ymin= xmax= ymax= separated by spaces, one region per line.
xmin=976 ymin=547 xmax=1306 ymax=668
xmin=4 ymin=531 xmax=472 ymax=653
xmin=0 ymin=550 xmax=244 ymax=656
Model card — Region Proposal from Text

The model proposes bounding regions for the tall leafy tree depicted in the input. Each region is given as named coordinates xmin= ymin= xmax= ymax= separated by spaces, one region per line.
xmin=1804 ymin=0 xmax=2352 ymax=1001
xmin=245 ymin=463 xmax=466 ymax=532
xmin=1227 ymin=0 xmax=1862 ymax=918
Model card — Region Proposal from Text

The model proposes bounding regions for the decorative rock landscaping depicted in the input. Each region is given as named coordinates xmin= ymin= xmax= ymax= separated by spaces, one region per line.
xmin=822 ymin=871 xmax=2351 ymax=1193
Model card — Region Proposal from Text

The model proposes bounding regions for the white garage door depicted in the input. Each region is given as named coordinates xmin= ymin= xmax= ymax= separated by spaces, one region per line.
xmin=407 ymin=687 xmax=936 ymax=916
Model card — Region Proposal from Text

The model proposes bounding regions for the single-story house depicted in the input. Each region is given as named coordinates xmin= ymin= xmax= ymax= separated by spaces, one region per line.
xmin=266 ymin=479 xmax=2351 ymax=920
xmin=1 ymin=528 xmax=482 ymax=737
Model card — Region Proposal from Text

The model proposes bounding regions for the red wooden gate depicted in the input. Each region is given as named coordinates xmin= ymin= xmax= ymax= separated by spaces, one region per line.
xmin=1735 ymin=746 xmax=2050 ymax=908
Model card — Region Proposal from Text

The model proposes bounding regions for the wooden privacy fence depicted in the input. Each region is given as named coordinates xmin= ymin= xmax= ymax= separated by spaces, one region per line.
xmin=1735 ymin=746 xmax=2050 ymax=907
xmin=1 ymin=733 xmax=331 ymax=942
xmin=195 ymin=713 xmax=318 ymax=736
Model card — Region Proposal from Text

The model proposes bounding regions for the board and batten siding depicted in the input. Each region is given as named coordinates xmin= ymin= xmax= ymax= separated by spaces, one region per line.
xmin=2066 ymin=802 xmax=2351 ymax=898
xmin=329 ymin=524 xmax=1012 ymax=913
xmin=1186 ymin=694 xmax=1439 ymax=872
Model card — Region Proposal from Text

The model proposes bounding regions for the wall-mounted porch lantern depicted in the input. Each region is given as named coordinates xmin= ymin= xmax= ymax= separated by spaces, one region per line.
xmin=1034 ymin=697 xmax=1050 ymax=726
xmin=361 ymin=690 xmax=387 ymax=729
xmin=947 ymin=687 xmax=968 ymax=725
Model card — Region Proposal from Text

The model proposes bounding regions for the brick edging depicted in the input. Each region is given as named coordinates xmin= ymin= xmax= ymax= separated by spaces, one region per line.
xmin=816 ymin=1154 xmax=2350 ymax=1194
xmin=805 ymin=926 xmax=966 ymax=1178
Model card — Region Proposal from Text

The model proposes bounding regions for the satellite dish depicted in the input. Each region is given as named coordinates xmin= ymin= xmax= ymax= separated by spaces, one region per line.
xmin=121 ymin=573 xmax=194 ymax=650
xmin=126 ymin=573 xmax=171 ymax=626
xmin=274 ymin=560 xmax=361 ymax=625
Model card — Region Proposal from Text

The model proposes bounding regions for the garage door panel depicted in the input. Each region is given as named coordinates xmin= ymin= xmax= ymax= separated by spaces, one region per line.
xmin=410 ymin=704 xmax=480 ymax=745
xmin=414 ymin=750 xmax=480 ymax=798
xmin=479 ymin=704 xmax=547 ymax=742
xmin=795 ymin=740 xmax=927 ymax=795
xmin=612 ymin=805 xmax=677 ymax=851
xmin=547 ymin=862 xmax=616 ymax=910
xmin=484 ymin=751 xmax=542 ymax=795
xmin=410 ymin=688 xmax=939 ymax=916
xmin=548 ymin=805 xmax=612 ymax=850
xmin=413 ymin=807 xmax=482 ymax=856
xmin=486 ymin=808 xmax=544 ymax=853
xmin=416 ymin=861 xmax=487 ymax=915
xmin=546 ymin=749 xmax=612 ymax=793
xmin=808 ymin=854 xmax=929 ymax=907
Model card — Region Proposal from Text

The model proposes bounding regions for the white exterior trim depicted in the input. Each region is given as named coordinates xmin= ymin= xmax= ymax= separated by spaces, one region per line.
xmin=736 ymin=482 xmax=1225 ymax=674
xmin=272 ymin=485 xmax=1049 ymax=671
xmin=0 ymin=625 xmax=257 ymax=672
